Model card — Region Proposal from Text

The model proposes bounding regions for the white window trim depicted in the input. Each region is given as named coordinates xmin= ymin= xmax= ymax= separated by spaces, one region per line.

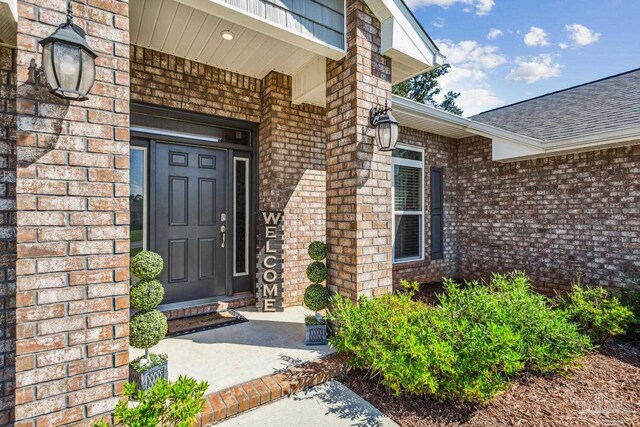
xmin=392 ymin=144 xmax=425 ymax=264
xmin=130 ymin=146 xmax=147 ymax=254
xmin=233 ymin=157 xmax=250 ymax=277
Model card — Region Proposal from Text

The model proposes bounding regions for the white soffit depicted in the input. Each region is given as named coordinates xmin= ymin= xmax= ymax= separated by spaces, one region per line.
xmin=175 ymin=0 xmax=345 ymax=60
xmin=130 ymin=0 xmax=321 ymax=79
xmin=292 ymin=56 xmax=326 ymax=107
xmin=366 ymin=0 xmax=443 ymax=83
xmin=0 ymin=0 xmax=17 ymax=47
xmin=392 ymin=95 xmax=640 ymax=162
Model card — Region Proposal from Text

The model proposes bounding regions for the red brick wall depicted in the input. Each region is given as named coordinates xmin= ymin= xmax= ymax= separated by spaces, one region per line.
xmin=0 ymin=45 xmax=16 ymax=426
xmin=259 ymin=72 xmax=326 ymax=306
xmin=392 ymin=126 xmax=459 ymax=286
xmin=14 ymin=1 xmax=130 ymax=424
xmin=457 ymin=136 xmax=640 ymax=292
xmin=325 ymin=0 xmax=393 ymax=300
xmin=131 ymin=48 xmax=327 ymax=306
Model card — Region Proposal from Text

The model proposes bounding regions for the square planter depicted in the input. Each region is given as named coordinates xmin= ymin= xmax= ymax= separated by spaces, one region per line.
xmin=305 ymin=324 xmax=327 ymax=346
xmin=130 ymin=361 xmax=168 ymax=390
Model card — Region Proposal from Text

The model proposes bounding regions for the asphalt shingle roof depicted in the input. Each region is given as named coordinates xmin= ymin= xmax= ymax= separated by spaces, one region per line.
xmin=471 ymin=68 xmax=640 ymax=143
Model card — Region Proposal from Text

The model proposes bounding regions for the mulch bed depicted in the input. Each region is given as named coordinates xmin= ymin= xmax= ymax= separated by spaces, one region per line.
xmin=342 ymin=339 xmax=640 ymax=426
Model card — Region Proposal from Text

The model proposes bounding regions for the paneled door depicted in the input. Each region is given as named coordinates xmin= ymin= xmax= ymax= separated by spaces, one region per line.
xmin=154 ymin=142 xmax=227 ymax=304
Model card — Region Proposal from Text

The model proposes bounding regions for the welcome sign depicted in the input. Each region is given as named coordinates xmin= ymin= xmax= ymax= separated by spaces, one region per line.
xmin=256 ymin=211 xmax=284 ymax=312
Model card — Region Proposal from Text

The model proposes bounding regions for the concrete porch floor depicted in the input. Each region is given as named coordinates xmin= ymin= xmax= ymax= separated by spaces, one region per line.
xmin=130 ymin=306 xmax=334 ymax=393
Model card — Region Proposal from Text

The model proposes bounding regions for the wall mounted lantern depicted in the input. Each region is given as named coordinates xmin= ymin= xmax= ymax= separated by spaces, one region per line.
xmin=39 ymin=2 xmax=97 ymax=101
xmin=369 ymin=101 xmax=399 ymax=151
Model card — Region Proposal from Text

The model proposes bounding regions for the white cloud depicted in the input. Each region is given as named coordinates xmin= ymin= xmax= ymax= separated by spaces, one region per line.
xmin=405 ymin=0 xmax=495 ymax=15
xmin=456 ymin=89 xmax=503 ymax=116
xmin=435 ymin=39 xmax=507 ymax=115
xmin=564 ymin=24 xmax=601 ymax=47
xmin=506 ymin=54 xmax=562 ymax=83
xmin=524 ymin=26 xmax=550 ymax=47
xmin=437 ymin=40 xmax=507 ymax=69
xmin=558 ymin=42 xmax=569 ymax=49
xmin=487 ymin=28 xmax=503 ymax=40
xmin=432 ymin=17 xmax=445 ymax=28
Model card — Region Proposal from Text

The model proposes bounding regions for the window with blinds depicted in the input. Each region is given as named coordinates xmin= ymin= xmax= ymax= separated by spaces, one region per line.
xmin=392 ymin=145 xmax=424 ymax=263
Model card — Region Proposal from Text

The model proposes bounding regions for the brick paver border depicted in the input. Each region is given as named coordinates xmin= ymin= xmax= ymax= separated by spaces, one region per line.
xmin=192 ymin=352 xmax=347 ymax=425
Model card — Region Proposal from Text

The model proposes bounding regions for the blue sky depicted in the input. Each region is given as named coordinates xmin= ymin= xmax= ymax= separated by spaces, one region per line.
xmin=407 ymin=0 xmax=640 ymax=116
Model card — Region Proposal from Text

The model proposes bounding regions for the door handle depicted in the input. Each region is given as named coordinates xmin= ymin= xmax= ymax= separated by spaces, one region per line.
xmin=220 ymin=225 xmax=226 ymax=248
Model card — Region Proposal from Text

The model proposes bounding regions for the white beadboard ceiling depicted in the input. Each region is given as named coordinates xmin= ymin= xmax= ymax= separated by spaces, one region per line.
xmin=130 ymin=0 xmax=321 ymax=79
xmin=0 ymin=1 xmax=17 ymax=47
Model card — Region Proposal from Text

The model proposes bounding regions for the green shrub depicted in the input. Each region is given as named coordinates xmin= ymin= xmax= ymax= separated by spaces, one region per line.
xmin=306 ymin=261 xmax=328 ymax=284
xmin=131 ymin=251 xmax=164 ymax=281
xmin=130 ymin=310 xmax=168 ymax=350
xmin=329 ymin=271 xmax=591 ymax=403
xmin=616 ymin=287 xmax=640 ymax=337
xmin=304 ymin=284 xmax=330 ymax=312
xmin=558 ymin=285 xmax=634 ymax=342
xmin=308 ymin=241 xmax=327 ymax=261
xmin=110 ymin=376 xmax=208 ymax=427
xmin=130 ymin=280 xmax=164 ymax=312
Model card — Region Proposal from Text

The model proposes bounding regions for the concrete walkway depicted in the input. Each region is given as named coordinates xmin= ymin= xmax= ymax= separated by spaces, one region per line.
xmin=130 ymin=306 xmax=334 ymax=392
xmin=218 ymin=381 xmax=399 ymax=427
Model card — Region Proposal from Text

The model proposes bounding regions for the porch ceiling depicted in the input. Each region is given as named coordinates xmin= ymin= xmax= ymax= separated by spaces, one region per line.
xmin=130 ymin=0 xmax=320 ymax=79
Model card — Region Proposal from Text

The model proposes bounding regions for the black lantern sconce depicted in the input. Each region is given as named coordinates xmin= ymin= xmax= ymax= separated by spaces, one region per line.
xmin=369 ymin=101 xmax=399 ymax=151
xmin=38 ymin=1 xmax=97 ymax=101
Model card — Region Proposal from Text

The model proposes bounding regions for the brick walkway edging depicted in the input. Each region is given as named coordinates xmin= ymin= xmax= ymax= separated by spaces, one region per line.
xmin=192 ymin=353 xmax=348 ymax=425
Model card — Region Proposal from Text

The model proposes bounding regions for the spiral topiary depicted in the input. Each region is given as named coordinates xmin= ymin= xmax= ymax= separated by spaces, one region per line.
xmin=304 ymin=284 xmax=330 ymax=312
xmin=129 ymin=250 xmax=167 ymax=361
xmin=129 ymin=310 xmax=169 ymax=349
xmin=306 ymin=261 xmax=328 ymax=284
xmin=130 ymin=251 xmax=164 ymax=280
xmin=130 ymin=280 xmax=164 ymax=312
xmin=308 ymin=241 xmax=327 ymax=261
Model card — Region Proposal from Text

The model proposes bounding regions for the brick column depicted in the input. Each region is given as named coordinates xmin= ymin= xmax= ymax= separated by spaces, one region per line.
xmin=14 ymin=1 xmax=130 ymax=425
xmin=325 ymin=0 xmax=393 ymax=301
xmin=0 ymin=45 xmax=17 ymax=426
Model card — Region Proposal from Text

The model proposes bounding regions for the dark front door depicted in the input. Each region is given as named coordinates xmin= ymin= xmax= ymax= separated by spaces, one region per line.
xmin=155 ymin=142 xmax=227 ymax=304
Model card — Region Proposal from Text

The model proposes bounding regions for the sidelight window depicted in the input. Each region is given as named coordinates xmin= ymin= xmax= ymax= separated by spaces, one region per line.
xmin=130 ymin=147 xmax=147 ymax=258
xmin=392 ymin=145 xmax=424 ymax=263
xmin=234 ymin=158 xmax=249 ymax=276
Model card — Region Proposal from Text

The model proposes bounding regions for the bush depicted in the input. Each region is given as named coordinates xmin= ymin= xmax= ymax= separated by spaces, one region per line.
xmin=329 ymin=272 xmax=591 ymax=403
xmin=108 ymin=376 xmax=208 ymax=427
xmin=306 ymin=261 xmax=328 ymax=284
xmin=308 ymin=241 xmax=327 ymax=261
xmin=616 ymin=288 xmax=640 ymax=337
xmin=130 ymin=310 xmax=169 ymax=350
xmin=558 ymin=285 xmax=634 ymax=342
xmin=130 ymin=280 xmax=164 ymax=312
xmin=304 ymin=284 xmax=330 ymax=312
xmin=131 ymin=251 xmax=164 ymax=281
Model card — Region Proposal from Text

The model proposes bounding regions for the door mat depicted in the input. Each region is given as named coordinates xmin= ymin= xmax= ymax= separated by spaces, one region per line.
xmin=166 ymin=309 xmax=248 ymax=337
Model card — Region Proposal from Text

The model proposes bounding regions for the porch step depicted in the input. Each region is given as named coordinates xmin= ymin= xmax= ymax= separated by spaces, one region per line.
xmin=192 ymin=353 xmax=347 ymax=426
xmin=161 ymin=295 xmax=256 ymax=321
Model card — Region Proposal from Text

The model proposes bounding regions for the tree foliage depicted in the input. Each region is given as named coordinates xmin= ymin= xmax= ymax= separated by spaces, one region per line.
xmin=392 ymin=64 xmax=463 ymax=116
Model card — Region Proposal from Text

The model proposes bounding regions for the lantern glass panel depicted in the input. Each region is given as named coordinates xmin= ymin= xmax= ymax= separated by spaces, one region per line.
xmin=53 ymin=43 xmax=81 ymax=93
xmin=42 ymin=43 xmax=58 ymax=91
xmin=377 ymin=121 xmax=392 ymax=150
xmin=389 ymin=119 xmax=399 ymax=150
xmin=79 ymin=49 xmax=95 ymax=95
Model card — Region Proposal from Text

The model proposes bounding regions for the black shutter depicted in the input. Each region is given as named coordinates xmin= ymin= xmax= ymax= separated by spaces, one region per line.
xmin=430 ymin=167 xmax=444 ymax=260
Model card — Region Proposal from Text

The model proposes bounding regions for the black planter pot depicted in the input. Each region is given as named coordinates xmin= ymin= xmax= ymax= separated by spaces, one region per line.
xmin=130 ymin=361 xmax=168 ymax=390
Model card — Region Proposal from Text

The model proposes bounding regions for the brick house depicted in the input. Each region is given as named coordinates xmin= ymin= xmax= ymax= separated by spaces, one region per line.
xmin=0 ymin=0 xmax=638 ymax=424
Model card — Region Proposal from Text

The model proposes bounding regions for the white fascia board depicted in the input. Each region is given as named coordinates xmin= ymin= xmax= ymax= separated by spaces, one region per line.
xmin=176 ymin=0 xmax=346 ymax=60
xmin=392 ymin=95 xmax=470 ymax=128
xmin=367 ymin=0 xmax=442 ymax=83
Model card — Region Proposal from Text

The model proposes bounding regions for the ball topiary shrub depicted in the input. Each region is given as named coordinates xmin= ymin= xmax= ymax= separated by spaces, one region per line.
xmin=304 ymin=284 xmax=330 ymax=312
xmin=129 ymin=310 xmax=169 ymax=349
xmin=130 ymin=251 xmax=164 ymax=280
xmin=308 ymin=241 xmax=327 ymax=261
xmin=306 ymin=261 xmax=328 ymax=284
xmin=130 ymin=280 xmax=164 ymax=312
